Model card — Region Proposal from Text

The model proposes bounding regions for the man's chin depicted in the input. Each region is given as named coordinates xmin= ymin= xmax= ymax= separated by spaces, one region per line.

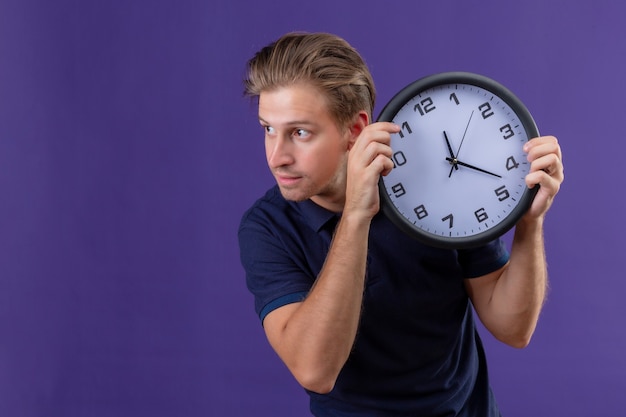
xmin=277 ymin=186 xmax=309 ymax=203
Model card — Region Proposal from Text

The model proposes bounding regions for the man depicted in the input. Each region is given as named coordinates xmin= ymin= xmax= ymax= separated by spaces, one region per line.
xmin=239 ymin=32 xmax=564 ymax=416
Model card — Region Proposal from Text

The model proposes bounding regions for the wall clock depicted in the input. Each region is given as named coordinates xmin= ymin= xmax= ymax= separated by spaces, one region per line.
xmin=377 ymin=72 xmax=539 ymax=249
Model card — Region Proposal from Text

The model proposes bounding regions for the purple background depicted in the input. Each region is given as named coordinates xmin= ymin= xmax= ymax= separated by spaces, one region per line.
xmin=0 ymin=0 xmax=623 ymax=415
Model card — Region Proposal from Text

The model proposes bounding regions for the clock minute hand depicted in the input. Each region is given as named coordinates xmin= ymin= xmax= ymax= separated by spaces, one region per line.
xmin=445 ymin=157 xmax=502 ymax=178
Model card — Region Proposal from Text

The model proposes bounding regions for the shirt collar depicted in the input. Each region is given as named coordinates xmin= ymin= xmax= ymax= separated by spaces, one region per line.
xmin=295 ymin=198 xmax=340 ymax=233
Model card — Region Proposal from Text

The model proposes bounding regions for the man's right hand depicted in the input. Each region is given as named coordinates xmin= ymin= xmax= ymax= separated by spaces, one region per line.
xmin=344 ymin=121 xmax=400 ymax=219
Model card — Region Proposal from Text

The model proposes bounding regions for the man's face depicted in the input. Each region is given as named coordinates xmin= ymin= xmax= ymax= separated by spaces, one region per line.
xmin=258 ymin=84 xmax=351 ymax=212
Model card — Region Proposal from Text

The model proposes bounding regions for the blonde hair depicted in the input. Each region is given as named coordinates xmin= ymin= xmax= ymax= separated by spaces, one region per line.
xmin=244 ymin=32 xmax=376 ymax=129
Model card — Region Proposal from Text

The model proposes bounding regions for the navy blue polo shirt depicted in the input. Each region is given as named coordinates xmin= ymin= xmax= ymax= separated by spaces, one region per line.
xmin=239 ymin=186 xmax=509 ymax=416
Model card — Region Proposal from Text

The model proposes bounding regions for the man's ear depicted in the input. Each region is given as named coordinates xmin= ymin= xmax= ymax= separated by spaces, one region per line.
xmin=347 ymin=111 xmax=370 ymax=150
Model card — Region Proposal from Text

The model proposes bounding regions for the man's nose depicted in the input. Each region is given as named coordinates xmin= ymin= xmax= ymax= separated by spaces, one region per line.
xmin=267 ymin=137 xmax=294 ymax=168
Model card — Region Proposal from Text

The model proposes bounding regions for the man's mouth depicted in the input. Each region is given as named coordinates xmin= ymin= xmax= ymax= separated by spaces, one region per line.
xmin=275 ymin=173 xmax=302 ymax=187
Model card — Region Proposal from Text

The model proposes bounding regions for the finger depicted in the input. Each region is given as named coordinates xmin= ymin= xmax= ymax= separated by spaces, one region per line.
xmin=525 ymin=159 xmax=563 ymax=200
xmin=525 ymin=169 xmax=559 ymax=190
xmin=530 ymin=153 xmax=563 ymax=178
xmin=373 ymin=121 xmax=401 ymax=133
xmin=524 ymin=136 xmax=562 ymax=162
xmin=377 ymin=154 xmax=395 ymax=177
xmin=360 ymin=141 xmax=392 ymax=169
xmin=351 ymin=129 xmax=391 ymax=155
xmin=524 ymin=135 xmax=558 ymax=149
xmin=525 ymin=172 xmax=561 ymax=218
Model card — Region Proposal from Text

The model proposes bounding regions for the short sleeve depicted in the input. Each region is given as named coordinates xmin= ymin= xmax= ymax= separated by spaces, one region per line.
xmin=238 ymin=207 xmax=315 ymax=323
xmin=457 ymin=238 xmax=510 ymax=278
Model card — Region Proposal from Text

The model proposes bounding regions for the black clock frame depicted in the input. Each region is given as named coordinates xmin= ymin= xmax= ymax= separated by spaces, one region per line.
xmin=377 ymin=71 xmax=539 ymax=249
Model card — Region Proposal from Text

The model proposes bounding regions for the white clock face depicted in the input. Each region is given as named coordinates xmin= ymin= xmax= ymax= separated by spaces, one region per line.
xmin=379 ymin=74 xmax=537 ymax=248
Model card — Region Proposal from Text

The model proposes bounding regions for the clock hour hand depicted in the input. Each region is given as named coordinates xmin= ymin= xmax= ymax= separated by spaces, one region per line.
xmin=443 ymin=131 xmax=459 ymax=177
xmin=445 ymin=157 xmax=502 ymax=178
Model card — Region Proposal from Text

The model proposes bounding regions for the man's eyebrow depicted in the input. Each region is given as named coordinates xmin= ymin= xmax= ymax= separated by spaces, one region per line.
xmin=259 ymin=117 xmax=317 ymax=128
xmin=258 ymin=117 xmax=318 ymax=127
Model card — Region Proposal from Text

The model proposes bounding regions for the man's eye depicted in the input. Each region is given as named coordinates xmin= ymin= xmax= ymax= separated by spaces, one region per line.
xmin=264 ymin=126 xmax=275 ymax=134
xmin=294 ymin=129 xmax=310 ymax=139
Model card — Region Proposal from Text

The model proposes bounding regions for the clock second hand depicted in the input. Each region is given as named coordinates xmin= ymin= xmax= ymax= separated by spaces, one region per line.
xmin=455 ymin=110 xmax=475 ymax=160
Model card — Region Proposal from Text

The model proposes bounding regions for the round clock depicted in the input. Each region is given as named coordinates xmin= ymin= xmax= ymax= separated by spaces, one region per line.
xmin=377 ymin=72 xmax=539 ymax=249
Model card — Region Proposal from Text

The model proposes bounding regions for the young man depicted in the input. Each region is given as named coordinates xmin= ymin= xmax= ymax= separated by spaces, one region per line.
xmin=239 ymin=32 xmax=564 ymax=416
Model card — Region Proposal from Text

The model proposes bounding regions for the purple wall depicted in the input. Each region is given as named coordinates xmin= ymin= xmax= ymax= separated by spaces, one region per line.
xmin=0 ymin=0 xmax=623 ymax=415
